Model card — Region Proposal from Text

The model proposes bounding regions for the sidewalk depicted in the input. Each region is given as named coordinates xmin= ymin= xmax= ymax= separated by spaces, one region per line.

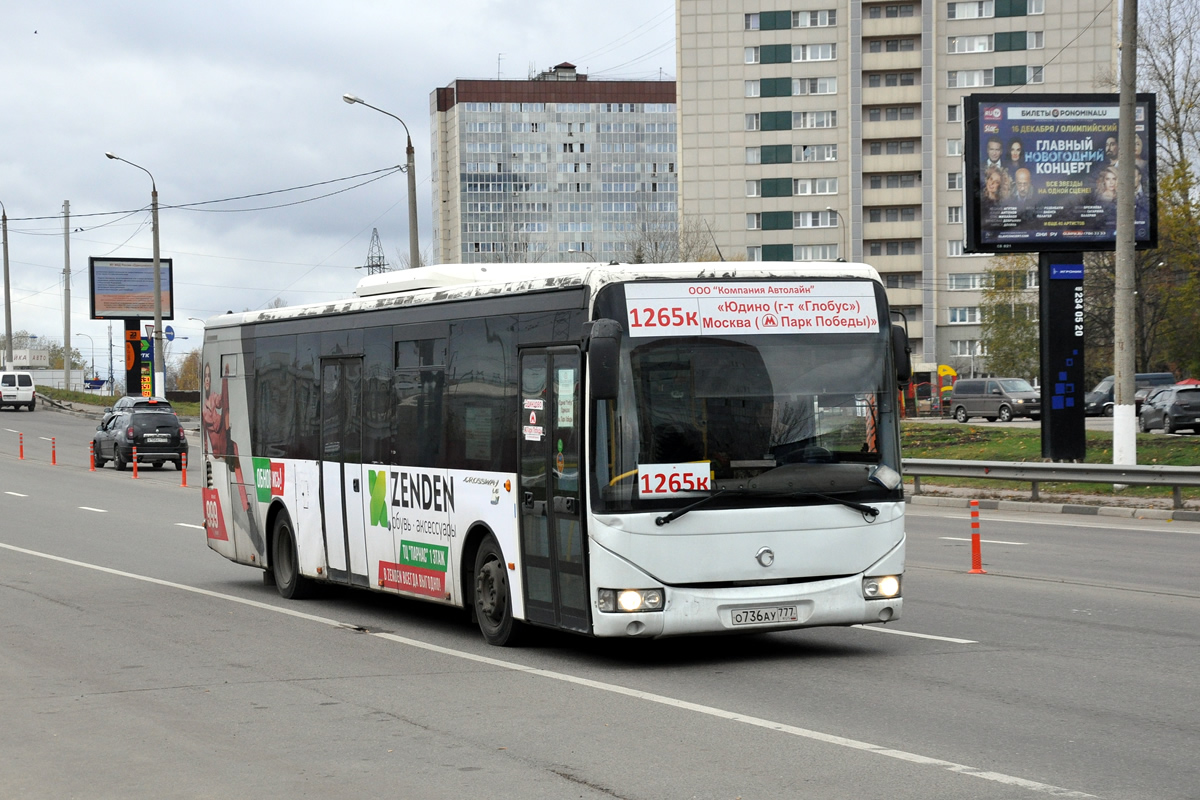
xmin=907 ymin=484 xmax=1200 ymax=521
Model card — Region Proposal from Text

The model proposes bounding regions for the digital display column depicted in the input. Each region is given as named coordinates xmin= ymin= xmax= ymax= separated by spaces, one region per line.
xmin=1039 ymin=252 xmax=1086 ymax=461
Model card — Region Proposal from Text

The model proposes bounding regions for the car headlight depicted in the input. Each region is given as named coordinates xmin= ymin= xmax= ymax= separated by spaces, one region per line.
xmin=597 ymin=588 xmax=665 ymax=613
xmin=1014 ymin=399 xmax=1025 ymax=404
xmin=863 ymin=575 xmax=901 ymax=599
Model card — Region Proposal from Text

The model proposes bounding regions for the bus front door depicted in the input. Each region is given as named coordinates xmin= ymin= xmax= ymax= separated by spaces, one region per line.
xmin=518 ymin=348 xmax=589 ymax=633
xmin=320 ymin=357 xmax=369 ymax=586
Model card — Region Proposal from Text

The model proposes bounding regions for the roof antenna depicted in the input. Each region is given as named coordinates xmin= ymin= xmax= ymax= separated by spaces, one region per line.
xmin=702 ymin=218 xmax=726 ymax=262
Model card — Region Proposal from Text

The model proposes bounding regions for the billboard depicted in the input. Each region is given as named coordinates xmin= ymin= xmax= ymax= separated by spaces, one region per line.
xmin=88 ymin=257 xmax=175 ymax=320
xmin=964 ymin=93 xmax=1157 ymax=253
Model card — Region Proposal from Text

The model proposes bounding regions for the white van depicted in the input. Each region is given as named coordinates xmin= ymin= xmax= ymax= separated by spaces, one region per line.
xmin=0 ymin=371 xmax=36 ymax=411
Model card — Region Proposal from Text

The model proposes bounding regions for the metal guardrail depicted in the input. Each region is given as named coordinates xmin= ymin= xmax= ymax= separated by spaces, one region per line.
xmin=903 ymin=458 xmax=1200 ymax=509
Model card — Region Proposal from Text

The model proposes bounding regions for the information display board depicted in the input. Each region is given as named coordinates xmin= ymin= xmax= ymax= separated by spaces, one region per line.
xmin=89 ymin=257 xmax=175 ymax=320
xmin=965 ymin=93 xmax=1156 ymax=253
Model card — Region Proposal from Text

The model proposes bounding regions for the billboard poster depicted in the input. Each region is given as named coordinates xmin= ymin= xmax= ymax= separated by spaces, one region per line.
xmin=89 ymin=257 xmax=175 ymax=320
xmin=965 ymin=93 xmax=1157 ymax=253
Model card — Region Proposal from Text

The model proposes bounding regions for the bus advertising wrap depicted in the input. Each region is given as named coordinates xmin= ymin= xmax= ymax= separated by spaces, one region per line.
xmin=965 ymin=93 xmax=1157 ymax=253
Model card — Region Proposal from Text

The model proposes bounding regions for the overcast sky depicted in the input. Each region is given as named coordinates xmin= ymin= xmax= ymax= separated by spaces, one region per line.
xmin=0 ymin=1 xmax=676 ymax=364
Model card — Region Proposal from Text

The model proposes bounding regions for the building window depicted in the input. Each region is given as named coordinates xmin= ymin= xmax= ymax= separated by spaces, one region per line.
xmin=795 ymin=244 xmax=840 ymax=261
xmin=948 ymin=206 xmax=963 ymax=223
xmin=745 ymin=46 xmax=760 ymax=63
xmin=948 ymin=172 xmax=963 ymax=190
xmin=948 ymin=240 xmax=965 ymax=256
xmin=796 ymin=144 xmax=838 ymax=162
xmin=746 ymin=147 xmax=761 ymax=164
xmin=948 ymin=34 xmax=993 ymax=53
xmin=793 ymin=110 xmax=837 ymax=129
xmin=1028 ymin=0 xmax=1044 ymax=13
xmin=793 ymin=43 xmax=837 ymax=61
xmin=867 ymin=207 xmax=918 ymax=223
xmin=747 ymin=246 xmax=763 ymax=261
xmin=885 ymin=273 xmax=919 ymax=289
xmin=948 ymin=69 xmax=994 ymax=88
xmin=794 ymin=211 xmax=837 ymax=228
xmin=794 ymin=178 xmax=839 ymax=195
xmin=792 ymin=77 xmax=838 ymax=95
xmin=747 ymin=213 xmax=762 ymax=230
xmin=1028 ymin=31 xmax=1044 ymax=49
xmin=947 ymin=1 xmax=995 ymax=18
xmin=949 ymin=306 xmax=980 ymax=324
xmin=793 ymin=9 xmax=837 ymax=26
xmin=746 ymin=180 xmax=761 ymax=197
xmin=745 ymin=13 xmax=760 ymax=29
xmin=1028 ymin=65 xmax=1044 ymax=83
xmin=745 ymin=113 xmax=760 ymax=131
xmin=745 ymin=80 xmax=760 ymax=97
xmin=948 ymin=104 xmax=962 ymax=123
xmin=950 ymin=339 xmax=984 ymax=356
xmin=948 ymin=272 xmax=985 ymax=289
xmin=947 ymin=139 xmax=963 ymax=156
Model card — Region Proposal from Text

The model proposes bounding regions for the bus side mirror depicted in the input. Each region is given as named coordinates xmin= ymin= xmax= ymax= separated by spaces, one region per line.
xmin=583 ymin=318 xmax=622 ymax=400
xmin=892 ymin=325 xmax=912 ymax=386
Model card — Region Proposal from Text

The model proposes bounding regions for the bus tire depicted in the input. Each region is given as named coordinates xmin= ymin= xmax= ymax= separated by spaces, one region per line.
xmin=473 ymin=535 xmax=523 ymax=646
xmin=272 ymin=513 xmax=314 ymax=600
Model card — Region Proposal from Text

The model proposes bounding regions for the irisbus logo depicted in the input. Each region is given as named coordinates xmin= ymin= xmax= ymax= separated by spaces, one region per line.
xmin=253 ymin=458 xmax=285 ymax=503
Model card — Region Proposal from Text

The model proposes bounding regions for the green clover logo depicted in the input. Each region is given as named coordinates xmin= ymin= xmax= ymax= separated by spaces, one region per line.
xmin=368 ymin=469 xmax=389 ymax=529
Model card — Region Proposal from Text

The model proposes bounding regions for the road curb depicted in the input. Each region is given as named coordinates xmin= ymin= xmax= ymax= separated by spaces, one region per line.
xmin=907 ymin=493 xmax=1197 ymax=521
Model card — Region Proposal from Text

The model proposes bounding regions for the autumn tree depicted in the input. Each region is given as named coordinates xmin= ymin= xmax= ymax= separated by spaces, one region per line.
xmin=176 ymin=347 xmax=202 ymax=391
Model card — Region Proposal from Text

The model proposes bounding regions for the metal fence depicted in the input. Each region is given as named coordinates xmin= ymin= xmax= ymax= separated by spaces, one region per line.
xmin=904 ymin=458 xmax=1200 ymax=509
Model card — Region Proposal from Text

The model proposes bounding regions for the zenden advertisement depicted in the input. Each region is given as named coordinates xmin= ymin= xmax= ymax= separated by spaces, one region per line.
xmin=965 ymin=93 xmax=1157 ymax=253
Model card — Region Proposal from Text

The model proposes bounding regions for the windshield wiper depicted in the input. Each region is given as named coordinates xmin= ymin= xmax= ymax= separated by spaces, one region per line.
xmin=654 ymin=488 xmax=879 ymax=526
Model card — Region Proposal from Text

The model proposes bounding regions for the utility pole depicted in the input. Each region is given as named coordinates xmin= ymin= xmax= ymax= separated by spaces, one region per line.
xmin=360 ymin=228 xmax=390 ymax=275
xmin=1112 ymin=0 xmax=1138 ymax=466
xmin=2 ymin=202 xmax=11 ymax=368
xmin=63 ymin=201 xmax=72 ymax=392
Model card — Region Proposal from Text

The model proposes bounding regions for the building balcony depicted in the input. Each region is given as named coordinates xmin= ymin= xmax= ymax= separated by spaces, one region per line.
xmin=862 ymin=85 xmax=921 ymax=106
xmin=862 ymin=185 xmax=922 ymax=206
xmin=862 ymin=152 xmax=922 ymax=173
xmin=866 ymin=253 xmax=923 ymax=271
xmin=884 ymin=288 xmax=924 ymax=307
xmin=861 ymin=50 xmax=922 ymax=72
xmin=861 ymin=15 xmax=922 ymax=39
xmin=864 ymin=220 xmax=922 ymax=240
xmin=862 ymin=119 xmax=922 ymax=139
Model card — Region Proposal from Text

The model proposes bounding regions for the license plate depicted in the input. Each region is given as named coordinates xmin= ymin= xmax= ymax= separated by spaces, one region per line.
xmin=731 ymin=605 xmax=799 ymax=626
xmin=144 ymin=434 xmax=169 ymax=443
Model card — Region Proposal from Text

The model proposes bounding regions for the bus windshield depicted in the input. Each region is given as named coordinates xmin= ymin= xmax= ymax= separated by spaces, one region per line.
xmin=592 ymin=330 xmax=900 ymax=513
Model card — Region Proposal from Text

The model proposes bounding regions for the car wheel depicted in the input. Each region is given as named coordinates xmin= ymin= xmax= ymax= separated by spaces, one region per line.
xmin=954 ymin=406 xmax=968 ymax=423
xmin=27 ymin=399 xmax=36 ymax=411
xmin=115 ymin=449 xmax=127 ymax=471
xmin=1139 ymin=415 xmax=1150 ymax=433
xmin=1103 ymin=405 xmax=1114 ymax=417
xmin=173 ymin=458 xmax=183 ymax=470
xmin=998 ymin=405 xmax=1013 ymax=423
xmin=272 ymin=513 xmax=315 ymax=600
xmin=93 ymin=441 xmax=107 ymax=468
xmin=1163 ymin=414 xmax=1175 ymax=434
xmin=150 ymin=461 xmax=163 ymax=470
xmin=474 ymin=534 xmax=524 ymax=646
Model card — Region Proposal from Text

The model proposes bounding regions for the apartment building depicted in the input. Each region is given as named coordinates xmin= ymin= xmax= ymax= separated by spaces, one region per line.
xmin=430 ymin=64 xmax=677 ymax=265
xmin=676 ymin=0 xmax=1116 ymax=376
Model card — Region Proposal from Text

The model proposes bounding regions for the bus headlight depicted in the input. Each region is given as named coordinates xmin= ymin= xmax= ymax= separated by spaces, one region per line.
xmin=863 ymin=575 xmax=901 ymax=599
xmin=597 ymin=588 xmax=665 ymax=613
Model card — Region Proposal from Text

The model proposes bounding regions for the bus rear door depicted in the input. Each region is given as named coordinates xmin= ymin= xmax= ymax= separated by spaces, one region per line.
xmin=320 ymin=357 xmax=369 ymax=586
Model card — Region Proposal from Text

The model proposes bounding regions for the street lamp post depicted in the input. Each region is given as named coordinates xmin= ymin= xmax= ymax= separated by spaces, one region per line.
xmin=826 ymin=207 xmax=849 ymax=262
xmin=343 ymin=94 xmax=421 ymax=271
xmin=106 ymin=152 xmax=164 ymax=398
xmin=75 ymin=333 xmax=95 ymax=381
xmin=1 ymin=201 xmax=11 ymax=368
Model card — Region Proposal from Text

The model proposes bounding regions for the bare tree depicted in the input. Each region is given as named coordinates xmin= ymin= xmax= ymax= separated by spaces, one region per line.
xmin=626 ymin=214 xmax=721 ymax=263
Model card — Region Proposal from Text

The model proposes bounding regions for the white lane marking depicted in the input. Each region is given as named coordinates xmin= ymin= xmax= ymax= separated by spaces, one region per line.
xmin=39 ymin=436 xmax=54 ymax=441
xmin=5 ymin=492 xmax=28 ymax=497
xmin=0 ymin=541 xmax=1096 ymax=799
xmin=4 ymin=428 xmax=19 ymax=433
xmin=79 ymin=507 xmax=108 ymax=513
xmin=175 ymin=523 xmax=205 ymax=530
xmin=908 ymin=510 xmax=1200 ymax=536
xmin=940 ymin=536 xmax=1027 ymax=546
xmin=851 ymin=625 xmax=977 ymax=644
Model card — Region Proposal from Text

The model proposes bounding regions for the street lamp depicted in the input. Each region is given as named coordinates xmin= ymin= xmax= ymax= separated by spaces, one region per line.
xmin=343 ymin=93 xmax=421 ymax=271
xmin=105 ymin=152 xmax=164 ymax=398
xmin=826 ymin=206 xmax=849 ymax=262
xmin=567 ymin=247 xmax=596 ymax=262
xmin=74 ymin=333 xmax=95 ymax=381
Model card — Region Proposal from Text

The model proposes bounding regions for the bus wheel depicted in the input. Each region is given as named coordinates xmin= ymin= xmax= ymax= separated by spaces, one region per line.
xmin=474 ymin=535 xmax=522 ymax=646
xmin=272 ymin=513 xmax=314 ymax=600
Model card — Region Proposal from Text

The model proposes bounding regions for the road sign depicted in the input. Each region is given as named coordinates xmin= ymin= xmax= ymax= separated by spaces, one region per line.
xmin=165 ymin=325 xmax=174 ymax=342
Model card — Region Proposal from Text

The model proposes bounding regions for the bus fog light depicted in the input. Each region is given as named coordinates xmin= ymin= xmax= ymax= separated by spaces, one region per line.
xmin=864 ymin=575 xmax=901 ymax=598
xmin=599 ymin=588 xmax=665 ymax=613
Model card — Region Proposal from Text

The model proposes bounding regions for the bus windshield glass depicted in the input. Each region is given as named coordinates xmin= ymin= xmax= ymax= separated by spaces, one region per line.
xmin=591 ymin=279 xmax=901 ymax=513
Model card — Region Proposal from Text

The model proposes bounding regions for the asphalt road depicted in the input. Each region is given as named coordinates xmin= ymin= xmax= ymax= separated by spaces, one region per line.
xmin=2 ymin=408 xmax=1198 ymax=799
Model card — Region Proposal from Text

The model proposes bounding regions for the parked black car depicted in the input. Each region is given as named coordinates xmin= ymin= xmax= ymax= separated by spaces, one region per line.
xmin=100 ymin=395 xmax=174 ymax=427
xmin=1138 ymin=385 xmax=1200 ymax=434
xmin=93 ymin=409 xmax=188 ymax=470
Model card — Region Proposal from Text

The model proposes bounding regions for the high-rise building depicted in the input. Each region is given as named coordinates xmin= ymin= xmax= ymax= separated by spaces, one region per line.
xmin=676 ymin=0 xmax=1116 ymax=377
xmin=431 ymin=64 xmax=678 ymax=265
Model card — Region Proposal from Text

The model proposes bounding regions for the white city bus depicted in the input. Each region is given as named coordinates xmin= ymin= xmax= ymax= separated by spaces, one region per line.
xmin=200 ymin=262 xmax=911 ymax=645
